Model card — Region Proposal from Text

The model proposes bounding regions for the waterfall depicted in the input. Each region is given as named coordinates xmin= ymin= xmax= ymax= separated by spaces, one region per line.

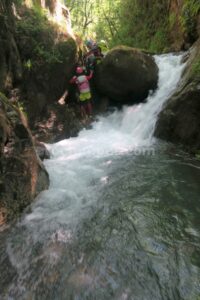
xmin=20 ymin=53 xmax=185 ymax=230
xmin=48 ymin=54 xmax=185 ymax=159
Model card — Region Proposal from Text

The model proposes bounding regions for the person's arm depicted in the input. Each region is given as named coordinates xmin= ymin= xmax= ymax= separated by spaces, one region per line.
xmin=86 ymin=71 xmax=93 ymax=81
xmin=70 ymin=76 xmax=77 ymax=84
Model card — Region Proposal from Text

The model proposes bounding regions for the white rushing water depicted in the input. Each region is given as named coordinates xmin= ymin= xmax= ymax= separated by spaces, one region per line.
xmin=14 ymin=54 xmax=186 ymax=239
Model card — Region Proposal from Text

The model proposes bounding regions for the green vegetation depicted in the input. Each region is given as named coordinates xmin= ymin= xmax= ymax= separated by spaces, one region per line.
xmin=180 ymin=0 xmax=200 ymax=41
xmin=65 ymin=0 xmax=199 ymax=53
xmin=169 ymin=12 xmax=176 ymax=30
xmin=182 ymin=0 xmax=200 ymax=19
xmin=149 ymin=28 xmax=169 ymax=53
xmin=65 ymin=0 xmax=120 ymax=44
xmin=65 ymin=0 xmax=170 ymax=52
xmin=192 ymin=58 xmax=200 ymax=79
xmin=15 ymin=2 xmax=76 ymax=95
xmin=2 ymin=0 xmax=200 ymax=67
xmin=117 ymin=0 xmax=170 ymax=52
xmin=16 ymin=7 xmax=63 ymax=68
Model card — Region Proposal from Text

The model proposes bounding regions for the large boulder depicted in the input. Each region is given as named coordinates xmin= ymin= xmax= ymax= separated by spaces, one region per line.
xmin=155 ymin=39 xmax=200 ymax=153
xmin=0 ymin=93 xmax=49 ymax=225
xmin=21 ymin=36 xmax=77 ymax=126
xmin=93 ymin=46 xmax=159 ymax=104
xmin=0 ymin=2 xmax=77 ymax=127
xmin=15 ymin=5 xmax=77 ymax=125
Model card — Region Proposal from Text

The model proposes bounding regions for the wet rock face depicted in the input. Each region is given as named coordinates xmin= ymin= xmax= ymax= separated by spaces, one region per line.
xmin=93 ymin=46 xmax=159 ymax=104
xmin=19 ymin=36 xmax=77 ymax=126
xmin=0 ymin=1 xmax=77 ymax=127
xmin=0 ymin=94 xmax=49 ymax=225
xmin=35 ymin=142 xmax=50 ymax=160
xmin=33 ymin=103 xmax=83 ymax=143
xmin=0 ymin=1 xmax=22 ymax=92
xmin=155 ymin=40 xmax=200 ymax=152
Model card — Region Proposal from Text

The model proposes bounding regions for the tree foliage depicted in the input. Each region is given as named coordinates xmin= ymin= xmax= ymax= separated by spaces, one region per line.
xmin=64 ymin=0 xmax=170 ymax=51
xmin=10 ymin=0 xmax=200 ymax=53
xmin=64 ymin=0 xmax=120 ymax=43
xmin=65 ymin=0 xmax=199 ymax=52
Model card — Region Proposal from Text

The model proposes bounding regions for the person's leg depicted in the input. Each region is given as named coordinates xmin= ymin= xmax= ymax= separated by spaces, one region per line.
xmin=79 ymin=93 xmax=87 ymax=119
xmin=83 ymin=92 xmax=92 ymax=117
xmin=86 ymin=101 xmax=92 ymax=116
xmin=80 ymin=104 xmax=87 ymax=119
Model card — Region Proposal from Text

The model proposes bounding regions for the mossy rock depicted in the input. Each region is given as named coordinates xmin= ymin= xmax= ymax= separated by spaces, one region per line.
xmin=14 ymin=6 xmax=77 ymax=124
xmin=93 ymin=46 xmax=159 ymax=104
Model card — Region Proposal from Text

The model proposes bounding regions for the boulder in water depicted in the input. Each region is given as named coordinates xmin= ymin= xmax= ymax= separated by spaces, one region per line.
xmin=93 ymin=46 xmax=159 ymax=104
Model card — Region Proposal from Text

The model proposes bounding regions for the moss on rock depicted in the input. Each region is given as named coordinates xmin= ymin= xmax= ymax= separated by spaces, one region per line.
xmin=93 ymin=46 xmax=158 ymax=104
xmin=14 ymin=5 xmax=77 ymax=124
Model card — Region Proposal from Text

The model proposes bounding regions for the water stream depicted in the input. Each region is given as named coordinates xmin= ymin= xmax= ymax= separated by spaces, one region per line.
xmin=0 ymin=54 xmax=200 ymax=300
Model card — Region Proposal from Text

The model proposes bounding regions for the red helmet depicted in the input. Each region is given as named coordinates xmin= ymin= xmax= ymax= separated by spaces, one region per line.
xmin=76 ymin=66 xmax=83 ymax=74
